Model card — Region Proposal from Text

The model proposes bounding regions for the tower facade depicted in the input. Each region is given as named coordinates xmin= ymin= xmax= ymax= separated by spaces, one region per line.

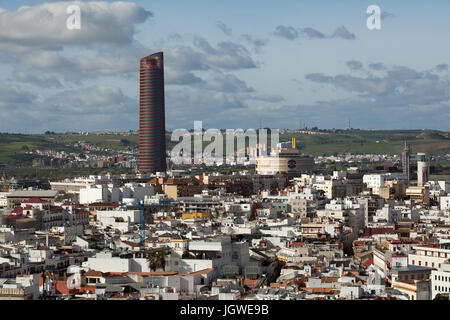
xmin=417 ymin=153 xmax=429 ymax=187
xmin=138 ymin=52 xmax=167 ymax=174
xmin=402 ymin=141 xmax=410 ymax=181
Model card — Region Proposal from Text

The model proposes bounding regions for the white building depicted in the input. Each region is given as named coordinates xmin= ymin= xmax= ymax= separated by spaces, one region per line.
xmin=316 ymin=199 xmax=367 ymax=236
xmin=0 ymin=274 xmax=40 ymax=300
xmin=84 ymin=252 xmax=151 ymax=273
xmin=431 ymin=263 xmax=450 ymax=299
xmin=96 ymin=209 xmax=141 ymax=233
xmin=175 ymin=236 xmax=249 ymax=278
xmin=440 ymin=196 xmax=450 ymax=212
xmin=408 ymin=245 xmax=450 ymax=269
xmin=79 ymin=185 xmax=109 ymax=205
xmin=363 ymin=174 xmax=385 ymax=195
xmin=374 ymin=204 xmax=420 ymax=224
xmin=0 ymin=192 xmax=10 ymax=208
xmin=79 ymin=183 xmax=154 ymax=205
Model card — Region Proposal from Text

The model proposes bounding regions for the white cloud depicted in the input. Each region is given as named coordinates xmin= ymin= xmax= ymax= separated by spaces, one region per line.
xmin=0 ymin=85 xmax=138 ymax=132
xmin=0 ymin=1 xmax=152 ymax=52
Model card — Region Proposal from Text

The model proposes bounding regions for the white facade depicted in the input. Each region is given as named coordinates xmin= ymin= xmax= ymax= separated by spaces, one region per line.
xmin=79 ymin=185 xmax=109 ymax=204
xmin=85 ymin=252 xmax=152 ymax=273
xmin=79 ymin=183 xmax=154 ymax=205
xmin=363 ymin=174 xmax=385 ymax=195
xmin=417 ymin=153 xmax=429 ymax=187
xmin=316 ymin=199 xmax=367 ymax=235
xmin=440 ymin=196 xmax=450 ymax=212
xmin=340 ymin=286 xmax=362 ymax=299
xmin=374 ymin=204 xmax=420 ymax=224
xmin=431 ymin=263 xmax=450 ymax=299
xmin=0 ymin=192 xmax=10 ymax=208
xmin=96 ymin=210 xmax=141 ymax=233
xmin=179 ymin=237 xmax=234 ymax=277
xmin=408 ymin=245 xmax=450 ymax=269
xmin=313 ymin=180 xmax=334 ymax=199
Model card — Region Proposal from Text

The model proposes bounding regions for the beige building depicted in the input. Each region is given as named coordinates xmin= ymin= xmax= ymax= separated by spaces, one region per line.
xmin=406 ymin=186 xmax=430 ymax=206
xmin=408 ymin=245 xmax=450 ymax=269
xmin=256 ymin=138 xmax=314 ymax=177
xmin=379 ymin=180 xmax=408 ymax=200
xmin=392 ymin=279 xmax=431 ymax=300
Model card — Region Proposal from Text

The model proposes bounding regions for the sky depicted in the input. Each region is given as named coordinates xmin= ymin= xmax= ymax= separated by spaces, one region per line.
xmin=0 ymin=0 xmax=450 ymax=133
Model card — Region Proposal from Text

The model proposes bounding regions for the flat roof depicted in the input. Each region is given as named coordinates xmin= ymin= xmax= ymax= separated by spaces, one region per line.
xmin=392 ymin=265 xmax=432 ymax=273
xmin=8 ymin=190 xmax=59 ymax=198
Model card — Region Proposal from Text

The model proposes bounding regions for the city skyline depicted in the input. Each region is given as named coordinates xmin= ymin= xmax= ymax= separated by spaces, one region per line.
xmin=1 ymin=0 xmax=450 ymax=304
xmin=0 ymin=0 xmax=450 ymax=133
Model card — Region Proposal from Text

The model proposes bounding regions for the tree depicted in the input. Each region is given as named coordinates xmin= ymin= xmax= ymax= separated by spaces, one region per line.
xmin=120 ymin=139 xmax=130 ymax=146
xmin=434 ymin=293 xmax=449 ymax=300
xmin=146 ymin=250 xmax=166 ymax=271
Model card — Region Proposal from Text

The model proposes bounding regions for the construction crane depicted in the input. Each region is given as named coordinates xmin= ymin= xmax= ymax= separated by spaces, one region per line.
xmin=139 ymin=200 xmax=145 ymax=246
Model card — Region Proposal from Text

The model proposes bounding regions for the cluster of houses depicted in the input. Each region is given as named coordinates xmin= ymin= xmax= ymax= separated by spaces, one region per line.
xmin=0 ymin=170 xmax=449 ymax=300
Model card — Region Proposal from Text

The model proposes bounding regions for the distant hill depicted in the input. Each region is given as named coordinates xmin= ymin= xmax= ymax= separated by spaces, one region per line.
xmin=0 ymin=129 xmax=449 ymax=165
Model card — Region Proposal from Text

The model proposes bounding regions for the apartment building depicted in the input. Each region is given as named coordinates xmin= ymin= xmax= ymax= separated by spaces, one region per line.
xmin=408 ymin=244 xmax=450 ymax=269
xmin=431 ymin=263 xmax=450 ymax=299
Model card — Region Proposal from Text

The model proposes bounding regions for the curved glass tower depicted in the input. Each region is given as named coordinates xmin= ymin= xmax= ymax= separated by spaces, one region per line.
xmin=138 ymin=52 xmax=167 ymax=173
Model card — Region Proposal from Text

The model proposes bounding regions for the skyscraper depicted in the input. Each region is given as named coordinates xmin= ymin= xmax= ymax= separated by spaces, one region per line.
xmin=138 ymin=52 xmax=167 ymax=174
xmin=402 ymin=141 xmax=410 ymax=182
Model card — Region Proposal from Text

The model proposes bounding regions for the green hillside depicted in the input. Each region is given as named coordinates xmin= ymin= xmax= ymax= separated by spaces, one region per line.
xmin=0 ymin=130 xmax=449 ymax=166
xmin=280 ymin=130 xmax=450 ymax=156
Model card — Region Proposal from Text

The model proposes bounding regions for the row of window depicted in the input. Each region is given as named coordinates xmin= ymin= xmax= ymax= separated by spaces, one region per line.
xmin=412 ymin=260 xmax=441 ymax=268
xmin=435 ymin=286 xmax=449 ymax=292
xmin=420 ymin=251 xmax=449 ymax=258
xmin=434 ymin=275 xmax=450 ymax=282
xmin=398 ymin=273 xmax=428 ymax=280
